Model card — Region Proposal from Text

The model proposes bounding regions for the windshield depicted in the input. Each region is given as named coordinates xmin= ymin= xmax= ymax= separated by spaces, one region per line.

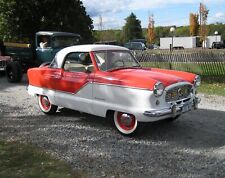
xmin=94 ymin=50 xmax=140 ymax=71
xmin=52 ymin=36 xmax=80 ymax=48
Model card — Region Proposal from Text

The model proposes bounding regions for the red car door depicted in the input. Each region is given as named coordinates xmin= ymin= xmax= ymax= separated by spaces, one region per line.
xmin=53 ymin=52 xmax=94 ymax=113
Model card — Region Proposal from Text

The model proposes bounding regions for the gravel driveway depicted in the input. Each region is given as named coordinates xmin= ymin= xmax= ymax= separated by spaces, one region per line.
xmin=1 ymin=75 xmax=225 ymax=178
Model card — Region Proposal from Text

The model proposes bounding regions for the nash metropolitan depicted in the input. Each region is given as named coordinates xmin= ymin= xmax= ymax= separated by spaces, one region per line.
xmin=27 ymin=45 xmax=201 ymax=135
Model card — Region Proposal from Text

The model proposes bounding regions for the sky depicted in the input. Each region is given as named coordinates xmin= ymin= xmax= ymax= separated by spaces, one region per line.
xmin=81 ymin=0 xmax=225 ymax=30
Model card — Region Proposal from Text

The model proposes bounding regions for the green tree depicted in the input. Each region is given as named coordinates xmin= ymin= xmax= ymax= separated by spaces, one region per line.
xmin=0 ymin=0 xmax=93 ymax=43
xmin=123 ymin=13 xmax=143 ymax=42
xmin=175 ymin=26 xmax=189 ymax=37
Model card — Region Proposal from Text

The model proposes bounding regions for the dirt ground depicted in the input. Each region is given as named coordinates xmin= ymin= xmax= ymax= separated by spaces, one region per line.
xmin=1 ymin=75 xmax=225 ymax=177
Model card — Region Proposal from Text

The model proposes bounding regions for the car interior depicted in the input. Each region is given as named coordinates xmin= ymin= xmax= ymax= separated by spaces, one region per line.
xmin=63 ymin=52 xmax=94 ymax=73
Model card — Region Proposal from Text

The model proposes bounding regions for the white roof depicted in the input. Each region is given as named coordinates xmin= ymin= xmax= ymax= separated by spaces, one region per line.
xmin=60 ymin=44 xmax=128 ymax=53
xmin=55 ymin=44 xmax=129 ymax=68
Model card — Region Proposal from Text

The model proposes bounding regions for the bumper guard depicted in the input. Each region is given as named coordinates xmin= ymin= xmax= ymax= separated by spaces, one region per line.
xmin=144 ymin=97 xmax=201 ymax=118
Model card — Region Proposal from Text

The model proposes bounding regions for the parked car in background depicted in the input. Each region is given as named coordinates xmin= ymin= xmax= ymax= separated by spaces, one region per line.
xmin=148 ymin=44 xmax=159 ymax=49
xmin=124 ymin=41 xmax=146 ymax=50
xmin=211 ymin=41 xmax=225 ymax=49
xmin=173 ymin=46 xmax=184 ymax=50
xmin=27 ymin=44 xmax=201 ymax=136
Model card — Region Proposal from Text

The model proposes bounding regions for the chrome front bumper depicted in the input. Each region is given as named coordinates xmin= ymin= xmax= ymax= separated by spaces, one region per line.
xmin=143 ymin=97 xmax=201 ymax=118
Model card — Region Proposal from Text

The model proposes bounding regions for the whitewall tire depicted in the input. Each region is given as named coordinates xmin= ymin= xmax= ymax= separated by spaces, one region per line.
xmin=38 ymin=95 xmax=58 ymax=114
xmin=114 ymin=111 xmax=138 ymax=135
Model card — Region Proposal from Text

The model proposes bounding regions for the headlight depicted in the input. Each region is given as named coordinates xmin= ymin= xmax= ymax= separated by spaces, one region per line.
xmin=153 ymin=82 xmax=165 ymax=97
xmin=194 ymin=75 xmax=201 ymax=87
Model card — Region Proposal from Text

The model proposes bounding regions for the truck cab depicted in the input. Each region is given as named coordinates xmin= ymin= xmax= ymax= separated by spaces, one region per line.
xmin=2 ymin=31 xmax=80 ymax=82
xmin=35 ymin=31 xmax=80 ymax=63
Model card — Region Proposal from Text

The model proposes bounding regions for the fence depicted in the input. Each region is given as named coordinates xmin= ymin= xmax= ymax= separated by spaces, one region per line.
xmin=133 ymin=49 xmax=225 ymax=76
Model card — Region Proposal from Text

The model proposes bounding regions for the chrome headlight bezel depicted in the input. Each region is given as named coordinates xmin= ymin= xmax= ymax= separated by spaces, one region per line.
xmin=194 ymin=75 xmax=201 ymax=87
xmin=153 ymin=82 xmax=165 ymax=97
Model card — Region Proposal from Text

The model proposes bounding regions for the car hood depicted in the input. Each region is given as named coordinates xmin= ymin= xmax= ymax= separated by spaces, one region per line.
xmin=94 ymin=68 xmax=196 ymax=90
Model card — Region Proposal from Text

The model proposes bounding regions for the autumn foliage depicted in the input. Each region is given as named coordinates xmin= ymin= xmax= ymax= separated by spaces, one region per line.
xmin=189 ymin=13 xmax=199 ymax=36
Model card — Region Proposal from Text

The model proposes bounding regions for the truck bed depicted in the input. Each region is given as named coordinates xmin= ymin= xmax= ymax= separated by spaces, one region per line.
xmin=4 ymin=42 xmax=33 ymax=62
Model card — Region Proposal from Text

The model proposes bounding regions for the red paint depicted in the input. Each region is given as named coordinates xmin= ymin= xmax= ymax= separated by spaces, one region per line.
xmin=28 ymin=67 xmax=94 ymax=94
xmin=27 ymin=51 xmax=197 ymax=93
xmin=93 ymin=67 xmax=195 ymax=90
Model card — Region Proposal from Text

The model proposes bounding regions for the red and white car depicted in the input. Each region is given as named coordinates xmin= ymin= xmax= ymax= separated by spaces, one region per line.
xmin=27 ymin=45 xmax=201 ymax=135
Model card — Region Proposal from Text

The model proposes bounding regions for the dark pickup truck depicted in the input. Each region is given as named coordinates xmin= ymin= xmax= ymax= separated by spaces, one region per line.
xmin=0 ymin=31 xmax=80 ymax=82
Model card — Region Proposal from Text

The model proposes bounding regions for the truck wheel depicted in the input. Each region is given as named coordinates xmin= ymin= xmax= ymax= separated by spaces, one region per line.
xmin=114 ymin=111 xmax=139 ymax=136
xmin=38 ymin=95 xmax=58 ymax=114
xmin=6 ymin=61 xmax=23 ymax=83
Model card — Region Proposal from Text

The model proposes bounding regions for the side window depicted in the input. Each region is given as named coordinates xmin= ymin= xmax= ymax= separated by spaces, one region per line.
xmin=63 ymin=52 xmax=93 ymax=73
xmin=37 ymin=35 xmax=51 ymax=48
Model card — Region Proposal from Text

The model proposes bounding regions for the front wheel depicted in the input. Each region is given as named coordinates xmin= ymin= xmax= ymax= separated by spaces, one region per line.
xmin=38 ymin=95 xmax=58 ymax=114
xmin=114 ymin=111 xmax=138 ymax=136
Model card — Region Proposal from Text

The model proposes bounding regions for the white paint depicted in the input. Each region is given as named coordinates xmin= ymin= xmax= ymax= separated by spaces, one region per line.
xmin=28 ymin=81 xmax=197 ymax=122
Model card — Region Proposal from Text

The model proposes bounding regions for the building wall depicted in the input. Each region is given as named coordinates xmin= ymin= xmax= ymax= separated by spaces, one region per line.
xmin=160 ymin=35 xmax=222 ymax=49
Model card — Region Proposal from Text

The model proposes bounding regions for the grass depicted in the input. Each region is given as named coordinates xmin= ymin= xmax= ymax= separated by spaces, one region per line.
xmin=198 ymin=81 xmax=225 ymax=96
xmin=140 ymin=62 xmax=225 ymax=76
xmin=0 ymin=140 xmax=86 ymax=178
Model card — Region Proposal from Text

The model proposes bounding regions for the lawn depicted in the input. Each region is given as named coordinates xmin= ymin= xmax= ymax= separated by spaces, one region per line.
xmin=0 ymin=140 xmax=86 ymax=178
xmin=198 ymin=81 xmax=225 ymax=96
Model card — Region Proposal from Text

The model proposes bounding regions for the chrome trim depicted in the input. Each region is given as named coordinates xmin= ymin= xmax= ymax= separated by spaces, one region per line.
xmin=194 ymin=75 xmax=201 ymax=87
xmin=164 ymin=81 xmax=192 ymax=91
xmin=153 ymin=82 xmax=164 ymax=97
xmin=165 ymin=83 xmax=192 ymax=102
xmin=144 ymin=97 xmax=200 ymax=118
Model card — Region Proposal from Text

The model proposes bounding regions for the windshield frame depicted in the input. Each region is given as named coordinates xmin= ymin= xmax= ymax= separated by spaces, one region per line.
xmin=93 ymin=50 xmax=141 ymax=72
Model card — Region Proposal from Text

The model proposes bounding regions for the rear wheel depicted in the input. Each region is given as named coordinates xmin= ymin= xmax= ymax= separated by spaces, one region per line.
xmin=38 ymin=95 xmax=58 ymax=114
xmin=114 ymin=111 xmax=138 ymax=136
xmin=6 ymin=61 xmax=23 ymax=83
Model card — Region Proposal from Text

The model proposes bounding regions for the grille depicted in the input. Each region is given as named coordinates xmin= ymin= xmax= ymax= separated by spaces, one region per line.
xmin=165 ymin=84 xmax=192 ymax=102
